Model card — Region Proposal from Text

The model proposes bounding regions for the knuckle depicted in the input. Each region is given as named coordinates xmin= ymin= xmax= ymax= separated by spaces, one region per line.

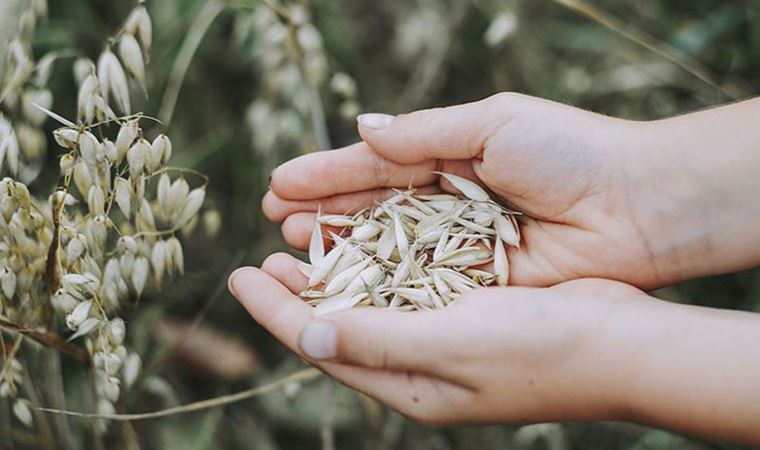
xmin=487 ymin=91 xmax=524 ymax=106
xmin=399 ymin=107 xmax=444 ymax=129
xmin=371 ymin=152 xmax=392 ymax=187
xmin=362 ymin=331 xmax=392 ymax=369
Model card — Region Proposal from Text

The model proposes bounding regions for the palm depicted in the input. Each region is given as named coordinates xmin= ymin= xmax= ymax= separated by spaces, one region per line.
xmin=471 ymin=115 xmax=659 ymax=287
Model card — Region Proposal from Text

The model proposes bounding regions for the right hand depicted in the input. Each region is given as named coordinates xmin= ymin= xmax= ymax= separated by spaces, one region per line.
xmin=262 ymin=93 xmax=751 ymax=288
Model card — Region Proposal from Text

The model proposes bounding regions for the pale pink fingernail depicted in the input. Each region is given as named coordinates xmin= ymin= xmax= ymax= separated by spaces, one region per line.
xmin=299 ymin=321 xmax=337 ymax=360
xmin=357 ymin=113 xmax=394 ymax=130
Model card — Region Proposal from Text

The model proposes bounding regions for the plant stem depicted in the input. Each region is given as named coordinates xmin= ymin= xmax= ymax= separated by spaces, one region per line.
xmin=267 ymin=0 xmax=332 ymax=151
xmin=20 ymin=360 xmax=55 ymax=450
xmin=549 ymin=0 xmax=744 ymax=100
xmin=41 ymin=349 xmax=74 ymax=450
xmin=37 ymin=368 xmax=321 ymax=421
xmin=320 ymin=379 xmax=336 ymax=450
xmin=158 ymin=1 xmax=226 ymax=126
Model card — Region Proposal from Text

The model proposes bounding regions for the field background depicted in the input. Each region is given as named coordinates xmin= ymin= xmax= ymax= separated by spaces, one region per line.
xmin=1 ymin=0 xmax=759 ymax=449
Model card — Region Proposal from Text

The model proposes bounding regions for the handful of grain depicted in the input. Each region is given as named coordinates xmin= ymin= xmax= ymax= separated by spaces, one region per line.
xmin=299 ymin=172 xmax=521 ymax=316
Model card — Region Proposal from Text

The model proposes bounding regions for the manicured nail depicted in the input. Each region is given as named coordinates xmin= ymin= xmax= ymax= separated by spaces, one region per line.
xmin=357 ymin=113 xmax=394 ymax=130
xmin=299 ymin=321 xmax=337 ymax=360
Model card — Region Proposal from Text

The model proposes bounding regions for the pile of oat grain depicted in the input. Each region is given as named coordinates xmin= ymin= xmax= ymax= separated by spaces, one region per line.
xmin=299 ymin=172 xmax=520 ymax=316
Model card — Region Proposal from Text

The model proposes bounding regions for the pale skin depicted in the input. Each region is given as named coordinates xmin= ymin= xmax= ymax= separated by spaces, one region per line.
xmin=228 ymin=93 xmax=760 ymax=446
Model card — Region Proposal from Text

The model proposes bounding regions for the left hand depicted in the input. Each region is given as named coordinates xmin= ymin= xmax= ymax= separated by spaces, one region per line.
xmin=228 ymin=253 xmax=647 ymax=425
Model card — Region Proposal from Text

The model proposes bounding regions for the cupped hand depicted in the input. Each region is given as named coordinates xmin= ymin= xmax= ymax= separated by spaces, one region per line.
xmin=228 ymin=253 xmax=649 ymax=425
xmin=263 ymin=93 xmax=671 ymax=289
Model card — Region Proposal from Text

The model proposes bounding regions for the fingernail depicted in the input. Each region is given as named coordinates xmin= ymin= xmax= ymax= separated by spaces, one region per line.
xmin=269 ymin=166 xmax=279 ymax=186
xmin=357 ymin=113 xmax=394 ymax=130
xmin=227 ymin=267 xmax=251 ymax=297
xmin=299 ymin=321 xmax=337 ymax=360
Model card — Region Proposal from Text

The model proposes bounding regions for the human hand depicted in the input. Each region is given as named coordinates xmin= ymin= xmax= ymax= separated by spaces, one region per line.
xmin=264 ymin=93 xmax=670 ymax=289
xmin=265 ymin=95 xmax=760 ymax=289
xmin=229 ymin=254 xmax=760 ymax=445
xmin=230 ymin=253 xmax=643 ymax=424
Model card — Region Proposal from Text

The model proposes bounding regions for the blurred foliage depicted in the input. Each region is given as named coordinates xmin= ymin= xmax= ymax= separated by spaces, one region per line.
xmin=1 ymin=0 xmax=758 ymax=448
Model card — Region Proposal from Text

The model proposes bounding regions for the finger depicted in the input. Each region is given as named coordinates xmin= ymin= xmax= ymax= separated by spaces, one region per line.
xmin=228 ymin=266 xmax=313 ymax=350
xmin=298 ymin=308 xmax=467 ymax=382
xmin=263 ymin=184 xmax=440 ymax=223
xmin=356 ymin=94 xmax=510 ymax=165
xmin=260 ymin=252 xmax=308 ymax=294
xmin=270 ymin=142 xmax=438 ymax=200
xmin=281 ymin=212 xmax=319 ymax=251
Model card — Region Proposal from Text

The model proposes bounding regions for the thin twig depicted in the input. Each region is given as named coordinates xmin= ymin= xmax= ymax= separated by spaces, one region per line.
xmin=549 ymin=0 xmax=745 ymax=100
xmin=158 ymin=1 xmax=226 ymax=126
xmin=0 ymin=318 xmax=89 ymax=364
xmin=320 ymin=379 xmax=336 ymax=450
xmin=20 ymin=362 xmax=56 ymax=450
xmin=37 ymin=367 xmax=321 ymax=421
xmin=41 ymin=350 xmax=74 ymax=450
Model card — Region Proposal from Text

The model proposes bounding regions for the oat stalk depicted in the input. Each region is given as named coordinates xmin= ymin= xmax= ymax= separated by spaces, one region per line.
xmin=37 ymin=367 xmax=321 ymax=421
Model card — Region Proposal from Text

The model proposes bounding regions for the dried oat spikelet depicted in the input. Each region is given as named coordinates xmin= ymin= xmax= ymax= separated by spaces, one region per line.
xmin=0 ymin=1 xmax=55 ymax=180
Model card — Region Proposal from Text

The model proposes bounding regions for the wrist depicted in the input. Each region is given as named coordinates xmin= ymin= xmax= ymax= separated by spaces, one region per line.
xmin=588 ymin=290 xmax=683 ymax=424
xmin=621 ymin=108 xmax=760 ymax=285
xmin=609 ymin=296 xmax=760 ymax=445
xmin=550 ymin=284 xmax=654 ymax=422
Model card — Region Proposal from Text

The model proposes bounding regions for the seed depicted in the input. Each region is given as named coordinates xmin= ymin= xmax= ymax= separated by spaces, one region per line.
xmin=493 ymin=236 xmax=509 ymax=286
xmin=314 ymin=293 xmax=366 ymax=317
xmin=494 ymin=213 xmax=519 ymax=247
xmin=434 ymin=172 xmax=490 ymax=202
xmin=97 ymin=49 xmax=131 ymax=114
xmin=131 ymin=256 xmax=149 ymax=297
xmin=175 ymin=188 xmax=206 ymax=227
xmin=318 ymin=214 xmax=361 ymax=227
xmin=13 ymin=400 xmax=33 ymax=428
xmin=323 ymin=258 xmax=369 ymax=296
xmin=151 ymin=240 xmax=168 ymax=285
xmin=308 ymin=241 xmax=346 ymax=287
xmin=114 ymin=177 xmax=132 ymax=218
xmin=118 ymin=34 xmax=145 ymax=86
xmin=66 ymin=300 xmax=92 ymax=329
xmin=124 ymin=5 xmax=152 ymax=51
xmin=432 ymin=247 xmax=493 ymax=267
xmin=68 ymin=317 xmax=101 ymax=341
xmin=115 ymin=120 xmax=139 ymax=161
xmin=308 ymin=207 xmax=325 ymax=265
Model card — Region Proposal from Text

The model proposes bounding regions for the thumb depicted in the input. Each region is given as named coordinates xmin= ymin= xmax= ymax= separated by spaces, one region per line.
xmin=356 ymin=94 xmax=510 ymax=164
xmin=297 ymin=308 xmax=454 ymax=376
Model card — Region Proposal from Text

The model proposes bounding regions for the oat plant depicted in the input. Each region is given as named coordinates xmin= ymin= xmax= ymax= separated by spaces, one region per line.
xmin=0 ymin=1 xmax=208 ymax=446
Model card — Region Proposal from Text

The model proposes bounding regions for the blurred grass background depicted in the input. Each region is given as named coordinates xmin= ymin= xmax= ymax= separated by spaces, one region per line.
xmin=3 ymin=0 xmax=760 ymax=448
